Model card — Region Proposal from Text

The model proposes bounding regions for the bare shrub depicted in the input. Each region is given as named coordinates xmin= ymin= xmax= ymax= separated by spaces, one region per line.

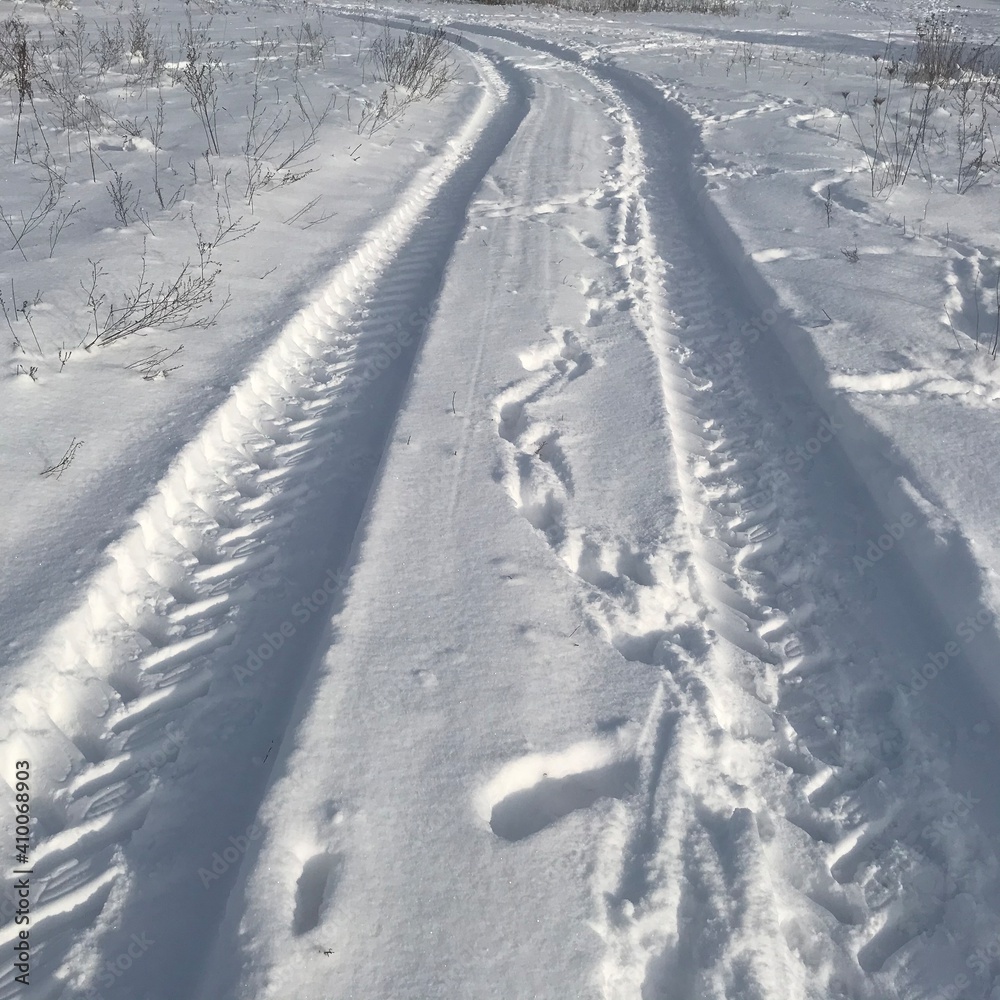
xmin=906 ymin=15 xmax=999 ymax=86
xmin=95 ymin=19 xmax=126 ymax=77
xmin=105 ymin=169 xmax=152 ymax=231
xmin=0 ymin=16 xmax=40 ymax=163
xmin=367 ymin=25 xmax=454 ymax=100
xmin=43 ymin=11 xmax=91 ymax=103
xmin=125 ymin=345 xmax=183 ymax=379
xmin=0 ymin=285 xmax=43 ymax=354
xmin=41 ymin=438 xmax=84 ymax=479
xmin=125 ymin=1 xmax=167 ymax=89
xmin=898 ymin=22 xmax=999 ymax=193
xmin=293 ymin=17 xmax=328 ymax=75
xmin=80 ymin=246 xmax=224 ymax=349
xmin=180 ymin=29 xmax=222 ymax=155
xmin=0 ymin=166 xmax=66 ymax=260
xmin=48 ymin=199 xmax=83 ymax=257
xmin=356 ymin=88 xmax=395 ymax=137
xmin=353 ymin=25 xmax=455 ymax=137
xmin=243 ymin=80 xmax=332 ymax=206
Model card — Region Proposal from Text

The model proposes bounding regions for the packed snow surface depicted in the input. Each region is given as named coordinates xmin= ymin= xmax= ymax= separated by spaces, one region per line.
xmin=2 ymin=0 xmax=1000 ymax=996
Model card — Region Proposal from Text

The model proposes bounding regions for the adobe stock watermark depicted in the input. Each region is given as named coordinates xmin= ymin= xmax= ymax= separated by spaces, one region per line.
xmin=921 ymin=790 xmax=980 ymax=848
xmin=353 ymin=303 xmax=434 ymax=387
xmin=197 ymin=820 xmax=262 ymax=889
xmin=740 ymin=412 xmax=844 ymax=512
xmin=833 ymin=726 xmax=907 ymax=785
xmin=854 ymin=512 xmax=917 ymax=576
xmin=702 ymin=305 xmax=780 ymax=380
xmin=898 ymin=606 xmax=996 ymax=699
xmin=233 ymin=565 xmax=351 ymax=686
xmin=133 ymin=722 xmax=186 ymax=780
xmin=782 ymin=413 xmax=843 ymax=473
xmin=81 ymin=932 xmax=154 ymax=1000
xmin=927 ymin=932 xmax=1000 ymax=1000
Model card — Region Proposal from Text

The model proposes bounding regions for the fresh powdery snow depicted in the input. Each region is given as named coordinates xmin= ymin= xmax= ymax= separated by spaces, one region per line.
xmin=2 ymin=0 xmax=1000 ymax=997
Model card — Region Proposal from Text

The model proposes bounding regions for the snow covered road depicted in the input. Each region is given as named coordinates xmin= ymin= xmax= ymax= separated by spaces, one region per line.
xmin=201 ymin=22 xmax=1000 ymax=1000
xmin=4 ymin=8 xmax=1000 ymax=1000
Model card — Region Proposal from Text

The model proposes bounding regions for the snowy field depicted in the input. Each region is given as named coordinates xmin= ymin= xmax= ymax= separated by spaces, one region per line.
xmin=1 ymin=0 xmax=1000 ymax=995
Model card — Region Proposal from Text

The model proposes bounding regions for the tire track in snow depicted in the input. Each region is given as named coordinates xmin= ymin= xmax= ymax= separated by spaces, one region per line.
xmin=584 ymin=78 xmax=866 ymax=1000
xmin=0 ymin=47 xmax=520 ymax=1000
xmin=449 ymin=21 xmax=1000 ymax=1000
xmin=592 ymin=61 xmax=1000 ymax=1000
xmin=483 ymin=52 xmax=804 ymax=999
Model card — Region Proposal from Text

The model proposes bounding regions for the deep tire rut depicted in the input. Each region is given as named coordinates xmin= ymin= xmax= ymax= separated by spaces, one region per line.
xmin=0 ymin=45 xmax=525 ymax=1000
xmin=450 ymin=19 xmax=1000 ymax=1000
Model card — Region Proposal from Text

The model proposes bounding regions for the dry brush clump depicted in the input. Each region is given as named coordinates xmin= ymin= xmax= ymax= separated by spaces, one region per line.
xmin=906 ymin=14 xmax=1000 ymax=87
xmin=350 ymin=24 xmax=456 ymax=137
xmin=0 ymin=7 xmax=458 ymax=395
xmin=0 ymin=9 xmax=235 ymax=385
xmin=367 ymin=24 xmax=454 ymax=99
xmin=0 ymin=15 xmax=46 ymax=164
xmin=839 ymin=22 xmax=1000 ymax=197
xmin=79 ymin=247 xmax=225 ymax=350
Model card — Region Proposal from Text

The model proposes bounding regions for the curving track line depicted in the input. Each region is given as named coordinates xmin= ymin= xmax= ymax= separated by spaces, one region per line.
xmin=7 ymin=10 xmax=1000 ymax=999
xmin=433 ymin=19 xmax=1000 ymax=1000
xmin=0 ymin=41 xmax=526 ymax=1000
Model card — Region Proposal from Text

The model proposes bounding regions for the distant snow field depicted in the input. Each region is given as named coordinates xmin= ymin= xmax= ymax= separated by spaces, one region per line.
xmin=1 ymin=0 xmax=999 ymax=997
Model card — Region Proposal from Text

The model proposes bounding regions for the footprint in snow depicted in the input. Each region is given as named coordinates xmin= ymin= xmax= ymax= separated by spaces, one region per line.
xmin=478 ymin=738 xmax=638 ymax=842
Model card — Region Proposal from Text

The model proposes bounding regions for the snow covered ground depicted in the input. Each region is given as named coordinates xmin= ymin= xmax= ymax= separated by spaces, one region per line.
xmin=2 ymin=0 xmax=1000 ymax=996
